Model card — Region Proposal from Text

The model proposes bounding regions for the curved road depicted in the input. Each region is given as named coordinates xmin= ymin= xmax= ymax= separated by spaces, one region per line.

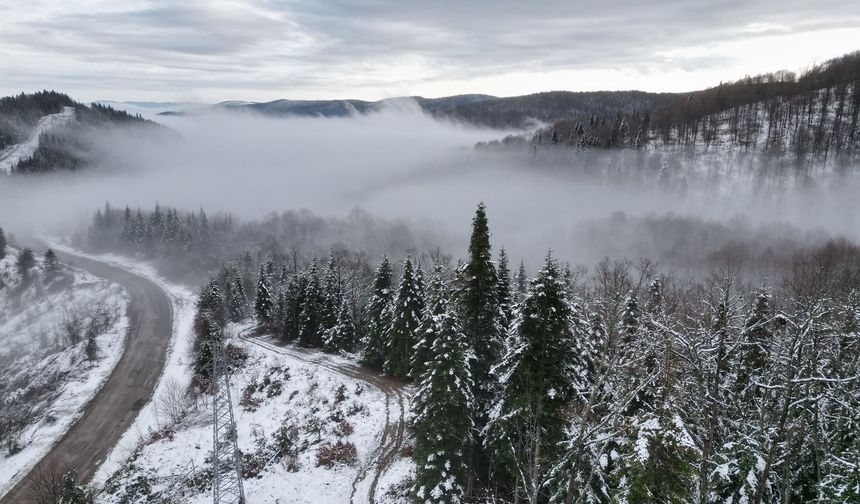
xmin=1 ymin=247 xmax=173 ymax=503
xmin=240 ymin=334 xmax=407 ymax=504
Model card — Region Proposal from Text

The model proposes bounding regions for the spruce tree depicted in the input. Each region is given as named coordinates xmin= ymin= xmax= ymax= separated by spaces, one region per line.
xmin=254 ymin=265 xmax=273 ymax=328
xmin=299 ymin=260 xmax=325 ymax=347
xmin=515 ymin=260 xmax=528 ymax=304
xmin=0 ymin=226 xmax=6 ymax=260
xmin=411 ymin=287 xmax=474 ymax=504
xmin=411 ymin=264 xmax=447 ymax=379
xmin=322 ymin=254 xmax=342 ymax=331
xmin=497 ymin=248 xmax=514 ymax=330
xmin=485 ymin=253 xmax=589 ymax=504
xmin=457 ymin=203 xmax=502 ymax=429
xmin=16 ymin=248 xmax=35 ymax=278
xmin=362 ymin=256 xmax=394 ymax=370
xmin=324 ymin=301 xmax=357 ymax=354
xmin=282 ymin=272 xmax=308 ymax=342
xmin=736 ymin=287 xmax=772 ymax=396
xmin=228 ymin=274 xmax=247 ymax=323
xmin=385 ymin=256 xmax=424 ymax=379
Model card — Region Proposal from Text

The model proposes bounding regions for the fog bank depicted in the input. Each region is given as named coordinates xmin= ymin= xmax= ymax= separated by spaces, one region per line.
xmin=1 ymin=103 xmax=858 ymax=268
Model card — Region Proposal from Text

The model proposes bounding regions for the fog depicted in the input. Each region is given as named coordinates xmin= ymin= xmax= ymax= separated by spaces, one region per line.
xmin=1 ymin=101 xmax=859 ymax=270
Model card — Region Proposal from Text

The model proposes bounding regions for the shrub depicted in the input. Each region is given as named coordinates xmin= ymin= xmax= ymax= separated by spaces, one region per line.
xmin=315 ymin=441 xmax=358 ymax=468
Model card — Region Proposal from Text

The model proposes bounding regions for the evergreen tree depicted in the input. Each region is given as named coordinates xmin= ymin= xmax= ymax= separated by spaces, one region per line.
xmin=497 ymin=248 xmax=514 ymax=330
xmin=282 ymin=272 xmax=308 ymax=342
xmin=621 ymin=292 xmax=640 ymax=346
xmin=43 ymin=248 xmax=60 ymax=271
xmin=411 ymin=264 xmax=448 ymax=379
xmin=457 ymin=203 xmax=502 ymax=429
xmin=254 ymin=265 xmax=274 ymax=328
xmin=486 ymin=253 xmax=589 ymax=504
xmin=227 ymin=273 xmax=247 ymax=322
xmin=0 ymin=226 xmax=6 ymax=260
xmin=322 ymin=254 xmax=342 ymax=331
xmin=362 ymin=256 xmax=394 ymax=370
xmin=193 ymin=279 xmax=225 ymax=380
xmin=16 ymin=248 xmax=35 ymax=278
xmin=59 ymin=470 xmax=94 ymax=503
xmin=324 ymin=301 xmax=357 ymax=353
xmin=299 ymin=260 xmax=325 ymax=347
xmin=385 ymin=256 xmax=425 ymax=379
xmin=515 ymin=260 xmax=528 ymax=304
xmin=412 ymin=286 xmax=474 ymax=504
xmin=736 ymin=286 xmax=772 ymax=396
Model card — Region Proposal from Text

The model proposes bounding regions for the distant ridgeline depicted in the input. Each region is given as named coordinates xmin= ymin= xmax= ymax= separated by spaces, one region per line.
xmin=0 ymin=90 xmax=156 ymax=174
xmin=485 ymin=51 xmax=860 ymax=163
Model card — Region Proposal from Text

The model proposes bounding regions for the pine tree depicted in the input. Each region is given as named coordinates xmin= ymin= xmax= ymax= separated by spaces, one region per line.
xmin=486 ymin=253 xmax=589 ymax=504
xmin=0 ymin=226 xmax=6 ymax=260
xmin=736 ymin=286 xmax=772 ymax=396
xmin=385 ymin=256 xmax=424 ymax=379
xmin=497 ymin=248 xmax=514 ymax=330
xmin=621 ymin=292 xmax=640 ymax=346
xmin=412 ymin=287 xmax=474 ymax=504
xmin=193 ymin=279 xmax=224 ymax=380
xmin=324 ymin=301 xmax=357 ymax=353
xmin=59 ymin=470 xmax=94 ymax=503
xmin=299 ymin=260 xmax=325 ymax=347
xmin=254 ymin=265 xmax=274 ymax=328
xmin=362 ymin=256 xmax=394 ymax=370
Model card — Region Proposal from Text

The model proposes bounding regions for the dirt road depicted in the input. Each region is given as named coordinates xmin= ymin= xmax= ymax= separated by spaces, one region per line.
xmin=240 ymin=334 xmax=407 ymax=504
xmin=0 ymin=248 xmax=173 ymax=503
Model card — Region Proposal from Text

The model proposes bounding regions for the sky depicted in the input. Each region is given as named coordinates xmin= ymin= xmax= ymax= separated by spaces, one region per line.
xmin=0 ymin=0 xmax=859 ymax=102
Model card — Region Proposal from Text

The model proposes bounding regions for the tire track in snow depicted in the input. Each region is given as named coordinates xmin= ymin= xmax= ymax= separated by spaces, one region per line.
xmin=238 ymin=334 xmax=407 ymax=504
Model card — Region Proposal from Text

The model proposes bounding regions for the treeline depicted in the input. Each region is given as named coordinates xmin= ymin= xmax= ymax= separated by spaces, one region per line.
xmin=84 ymin=204 xmax=449 ymax=282
xmin=189 ymin=203 xmax=860 ymax=504
xmin=0 ymin=91 xmax=75 ymax=151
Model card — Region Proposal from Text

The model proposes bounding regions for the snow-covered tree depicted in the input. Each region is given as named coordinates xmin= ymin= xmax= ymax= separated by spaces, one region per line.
xmin=486 ymin=253 xmax=590 ymax=504
xmin=411 ymin=264 xmax=448 ymax=380
xmin=322 ymin=254 xmax=342 ymax=332
xmin=324 ymin=301 xmax=357 ymax=354
xmin=254 ymin=265 xmax=273 ymax=328
xmin=362 ymin=256 xmax=394 ymax=370
xmin=299 ymin=260 xmax=325 ymax=347
xmin=0 ymin=225 xmax=6 ymax=259
xmin=498 ymin=248 xmax=514 ymax=331
xmin=412 ymin=285 xmax=474 ymax=504
xmin=385 ymin=256 xmax=424 ymax=379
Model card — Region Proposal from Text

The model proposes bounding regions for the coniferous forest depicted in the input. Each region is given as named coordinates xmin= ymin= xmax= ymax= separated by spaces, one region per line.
xmin=83 ymin=201 xmax=860 ymax=504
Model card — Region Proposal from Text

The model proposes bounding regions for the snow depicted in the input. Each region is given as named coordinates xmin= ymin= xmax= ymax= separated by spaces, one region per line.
xmin=99 ymin=333 xmax=392 ymax=503
xmin=0 ymin=106 xmax=75 ymax=174
xmin=0 ymin=246 xmax=128 ymax=498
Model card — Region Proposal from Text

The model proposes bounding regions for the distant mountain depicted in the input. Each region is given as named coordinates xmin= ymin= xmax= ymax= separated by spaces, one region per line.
xmin=0 ymin=91 xmax=158 ymax=174
xmin=158 ymin=91 xmax=673 ymax=129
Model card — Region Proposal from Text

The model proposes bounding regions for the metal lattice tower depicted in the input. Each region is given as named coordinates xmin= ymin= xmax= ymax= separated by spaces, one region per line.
xmin=211 ymin=336 xmax=245 ymax=504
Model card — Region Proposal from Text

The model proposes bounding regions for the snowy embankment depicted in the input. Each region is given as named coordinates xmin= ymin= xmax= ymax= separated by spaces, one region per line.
xmin=0 ymin=246 xmax=128 ymax=497
xmin=98 ymin=326 xmax=409 ymax=504
xmin=0 ymin=106 xmax=75 ymax=174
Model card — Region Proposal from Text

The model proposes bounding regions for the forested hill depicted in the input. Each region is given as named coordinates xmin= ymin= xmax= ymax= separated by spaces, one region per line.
xmin=163 ymin=90 xmax=678 ymax=129
xmin=0 ymin=90 xmax=156 ymax=174
xmin=519 ymin=51 xmax=860 ymax=161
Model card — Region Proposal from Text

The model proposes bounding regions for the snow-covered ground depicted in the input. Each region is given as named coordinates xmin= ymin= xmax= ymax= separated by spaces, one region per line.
xmin=0 ymin=106 xmax=76 ymax=174
xmin=0 ymin=246 xmax=128 ymax=497
xmin=98 ymin=327 xmax=410 ymax=503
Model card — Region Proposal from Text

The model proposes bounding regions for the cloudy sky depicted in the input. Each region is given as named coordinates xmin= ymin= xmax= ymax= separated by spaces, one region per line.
xmin=1 ymin=0 xmax=859 ymax=102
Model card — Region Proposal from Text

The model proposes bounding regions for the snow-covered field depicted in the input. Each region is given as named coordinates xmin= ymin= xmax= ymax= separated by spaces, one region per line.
xmin=0 ymin=106 xmax=75 ymax=174
xmin=0 ymin=246 xmax=128 ymax=497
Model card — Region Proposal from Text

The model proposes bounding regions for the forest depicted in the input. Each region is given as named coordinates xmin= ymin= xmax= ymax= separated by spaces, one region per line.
xmin=83 ymin=201 xmax=860 ymax=504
